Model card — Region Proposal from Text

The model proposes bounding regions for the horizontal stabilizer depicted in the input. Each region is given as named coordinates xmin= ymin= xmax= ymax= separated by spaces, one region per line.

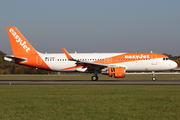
xmin=4 ymin=56 xmax=27 ymax=63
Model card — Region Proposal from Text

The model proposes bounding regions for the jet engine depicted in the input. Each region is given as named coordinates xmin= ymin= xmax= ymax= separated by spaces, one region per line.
xmin=101 ymin=67 xmax=126 ymax=78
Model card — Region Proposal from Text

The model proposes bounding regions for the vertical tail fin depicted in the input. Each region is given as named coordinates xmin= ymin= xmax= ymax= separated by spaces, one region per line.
xmin=6 ymin=27 xmax=51 ymax=71
xmin=7 ymin=27 xmax=37 ymax=56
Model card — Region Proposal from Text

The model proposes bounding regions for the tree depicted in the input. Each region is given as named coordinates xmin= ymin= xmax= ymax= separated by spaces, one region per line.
xmin=0 ymin=51 xmax=6 ymax=63
xmin=11 ymin=64 xmax=16 ymax=74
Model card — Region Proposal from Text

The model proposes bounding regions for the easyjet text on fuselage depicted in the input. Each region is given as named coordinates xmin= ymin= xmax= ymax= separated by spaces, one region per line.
xmin=125 ymin=54 xmax=150 ymax=59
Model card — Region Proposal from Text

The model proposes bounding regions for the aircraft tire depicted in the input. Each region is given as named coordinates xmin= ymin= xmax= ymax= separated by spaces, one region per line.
xmin=152 ymin=77 xmax=156 ymax=81
xmin=91 ymin=76 xmax=98 ymax=81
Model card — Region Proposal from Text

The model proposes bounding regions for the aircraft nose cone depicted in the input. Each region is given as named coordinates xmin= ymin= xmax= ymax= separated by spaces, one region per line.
xmin=166 ymin=61 xmax=178 ymax=70
xmin=173 ymin=61 xmax=178 ymax=68
xmin=171 ymin=61 xmax=178 ymax=69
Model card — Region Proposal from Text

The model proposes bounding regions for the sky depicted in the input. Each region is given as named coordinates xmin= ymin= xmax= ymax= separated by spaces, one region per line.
xmin=0 ymin=0 xmax=180 ymax=56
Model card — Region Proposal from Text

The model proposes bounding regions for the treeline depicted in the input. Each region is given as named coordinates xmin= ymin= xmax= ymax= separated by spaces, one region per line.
xmin=0 ymin=51 xmax=180 ymax=74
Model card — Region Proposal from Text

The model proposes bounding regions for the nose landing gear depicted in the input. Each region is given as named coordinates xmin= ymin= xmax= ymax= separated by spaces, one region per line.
xmin=152 ymin=71 xmax=156 ymax=81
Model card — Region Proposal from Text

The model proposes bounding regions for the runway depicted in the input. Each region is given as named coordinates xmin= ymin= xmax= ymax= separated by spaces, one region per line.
xmin=1 ymin=80 xmax=180 ymax=85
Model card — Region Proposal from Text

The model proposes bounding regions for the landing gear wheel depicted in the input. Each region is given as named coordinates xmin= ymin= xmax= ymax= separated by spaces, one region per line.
xmin=152 ymin=71 xmax=156 ymax=81
xmin=91 ymin=76 xmax=98 ymax=81
xmin=152 ymin=77 xmax=156 ymax=81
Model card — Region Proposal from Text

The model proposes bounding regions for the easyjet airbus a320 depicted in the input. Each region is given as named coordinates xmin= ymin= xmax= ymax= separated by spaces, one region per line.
xmin=4 ymin=27 xmax=177 ymax=81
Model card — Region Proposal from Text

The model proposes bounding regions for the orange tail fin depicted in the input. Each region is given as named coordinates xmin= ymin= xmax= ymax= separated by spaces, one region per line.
xmin=6 ymin=27 xmax=51 ymax=71
xmin=7 ymin=27 xmax=37 ymax=56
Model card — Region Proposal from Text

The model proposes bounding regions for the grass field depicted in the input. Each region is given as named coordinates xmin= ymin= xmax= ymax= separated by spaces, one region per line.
xmin=0 ymin=85 xmax=180 ymax=120
xmin=0 ymin=73 xmax=180 ymax=80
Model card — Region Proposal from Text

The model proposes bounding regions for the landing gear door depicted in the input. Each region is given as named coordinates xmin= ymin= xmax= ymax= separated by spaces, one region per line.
xmin=151 ymin=54 xmax=157 ymax=65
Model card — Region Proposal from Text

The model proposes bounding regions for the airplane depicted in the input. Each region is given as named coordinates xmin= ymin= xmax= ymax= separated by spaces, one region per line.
xmin=4 ymin=27 xmax=178 ymax=81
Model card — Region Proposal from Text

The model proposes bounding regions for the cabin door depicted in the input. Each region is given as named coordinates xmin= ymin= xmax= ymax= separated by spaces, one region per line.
xmin=36 ymin=55 xmax=42 ymax=66
xmin=151 ymin=54 xmax=157 ymax=65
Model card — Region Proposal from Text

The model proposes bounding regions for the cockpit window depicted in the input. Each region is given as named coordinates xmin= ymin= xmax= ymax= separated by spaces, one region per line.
xmin=163 ymin=58 xmax=170 ymax=60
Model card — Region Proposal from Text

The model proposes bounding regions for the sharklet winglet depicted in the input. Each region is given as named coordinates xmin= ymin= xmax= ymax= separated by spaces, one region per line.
xmin=62 ymin=48 xmax=75 ymax=61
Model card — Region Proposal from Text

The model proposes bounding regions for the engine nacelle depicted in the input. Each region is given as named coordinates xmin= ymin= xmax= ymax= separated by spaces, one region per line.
xmin=101 ymin=67 xmax=126 ymax=78
xmin=109 ymin=67 xmax=125 ymax=78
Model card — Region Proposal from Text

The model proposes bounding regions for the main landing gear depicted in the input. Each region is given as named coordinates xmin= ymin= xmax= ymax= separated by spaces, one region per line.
xmin=91 ymin=75 xmax=98 ymax=81
xmin=152 ymin=71 xmax=156 ymax=81
xmin=91 ymin=70 xmax=99 ymax=81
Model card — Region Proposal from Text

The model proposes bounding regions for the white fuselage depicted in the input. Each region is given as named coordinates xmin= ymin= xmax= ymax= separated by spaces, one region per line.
xmin=38 ymin=53 xmax=177 ymax=72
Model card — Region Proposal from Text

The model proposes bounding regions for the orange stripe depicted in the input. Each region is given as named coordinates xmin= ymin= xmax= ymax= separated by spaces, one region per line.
xmin=94 ymin=53 xmax=167 ymax=64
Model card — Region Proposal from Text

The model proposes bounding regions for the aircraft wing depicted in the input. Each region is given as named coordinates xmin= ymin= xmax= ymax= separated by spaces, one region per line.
xmin=62 ymin=48 xmax=108 ymax=71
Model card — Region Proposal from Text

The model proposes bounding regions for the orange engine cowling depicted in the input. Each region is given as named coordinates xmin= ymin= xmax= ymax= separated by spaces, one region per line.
xmin=108 ymin=67 xmax=125 ymax=78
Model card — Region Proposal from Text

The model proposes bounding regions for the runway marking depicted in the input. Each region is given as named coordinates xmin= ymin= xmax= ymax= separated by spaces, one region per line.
xmin=0 ymin=80 xmax=180 ymax=85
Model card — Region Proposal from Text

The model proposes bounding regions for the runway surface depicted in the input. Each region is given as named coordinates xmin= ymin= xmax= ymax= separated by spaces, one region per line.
xmin=1 ymin=80 xmax=180 ymax=85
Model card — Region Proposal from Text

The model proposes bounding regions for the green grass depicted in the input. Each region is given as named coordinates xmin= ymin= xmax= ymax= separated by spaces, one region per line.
xmin=0 ymin=74 xmax=180 ymax=80
xmin=0 ymin=85 xmax=180 ymax=120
